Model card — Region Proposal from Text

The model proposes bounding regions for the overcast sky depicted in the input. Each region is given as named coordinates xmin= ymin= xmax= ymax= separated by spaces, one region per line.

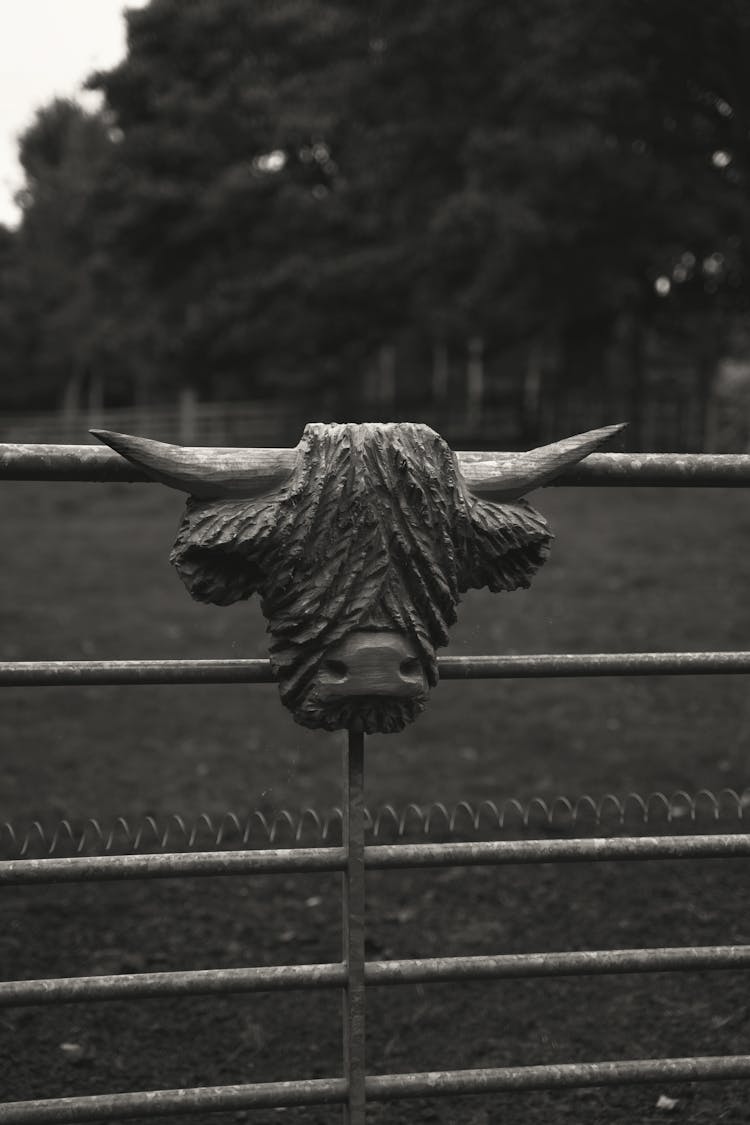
xmin=0 ymin=0 xmax=148 ymax=227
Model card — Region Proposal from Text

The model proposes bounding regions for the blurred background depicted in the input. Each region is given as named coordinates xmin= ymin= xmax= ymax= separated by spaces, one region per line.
xmin=3 ymin=13 xmax=750 ymax=1112
xmin=2 ymin=0 xmax=750 ymax=452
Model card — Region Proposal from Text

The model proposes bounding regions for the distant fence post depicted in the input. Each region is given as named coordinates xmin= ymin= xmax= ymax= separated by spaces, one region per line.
xmin=379 ymin=345 xmax=396 ymax=409
xmin=85 ymin=373 xmax=105 ymax=438
xmin=523 ymin=339 xmax=544 ymax=443
xmin=466 ymin=335 xmax=484 ymax=430
xmin=178 ymin=386 xmax=198 ymax=444
xmin=432 ymin=339 xmax=449 ymax=403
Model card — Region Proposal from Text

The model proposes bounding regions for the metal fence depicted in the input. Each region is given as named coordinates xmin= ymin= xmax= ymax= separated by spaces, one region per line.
xmin=0 ymin=402 xmax=309 ymax=447
xmin=1 ymin=442 xmax=750 ymax=1122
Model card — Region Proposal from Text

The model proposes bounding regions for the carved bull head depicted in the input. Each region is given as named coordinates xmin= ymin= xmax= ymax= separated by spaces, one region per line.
xmin=93 ymin=422 xmax=623 ymax=734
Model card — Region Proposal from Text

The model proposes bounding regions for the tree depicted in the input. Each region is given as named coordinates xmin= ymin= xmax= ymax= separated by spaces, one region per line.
xmin=0 ymin=224 xmax=31 ymax=408
xmin=87 ymin=0 xmax=371 ymax=399
xmin=10 ymin=99 xmax=128 ymax=411
xmin=8 ymin=0 xmax=750 ymax=433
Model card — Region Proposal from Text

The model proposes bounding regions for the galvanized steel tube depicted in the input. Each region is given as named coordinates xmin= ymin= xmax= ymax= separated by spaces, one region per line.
xmin=366 ymin=944 xmax=750 ymax=984
xmin=0 ymin=847 xmax=345 ymax=885
xmin=0 ymin=1078 xmax=347 ymax=1123
xmin=3 ymin=945 xmax=750 ymax=1008
xmin=0 ymin=963 xmax=347 ymax=1006
xmin=0 ymin=660 xmax=275 ymax=686
xmin=2 ymin=651 xmax=750 ymax=687
xmin=3 ymin=444 xmax=750 ymax=487
xmin=366 ymin=1056 xmax=750 ymax=1099
xmin=365 ymin=832 xmax=750 ymax=869
xmin=0 ymin=444 xmax=145 ymax=482
xmin=559 ymin=452 xmax=750 ymax=487
xmin=3 ymin=833 xmax=750 ymax=887
xmin=3 ymin=1058 xmax=750 ymax=1122
xmin=438 ymin=651 xmax=750 ymax=679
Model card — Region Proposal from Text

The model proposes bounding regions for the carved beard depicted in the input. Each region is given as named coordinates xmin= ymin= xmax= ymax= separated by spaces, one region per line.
xmin=288 ymin=683 xmax=429 ymax=735
xmin=270 ymin=627 xmax=435 ymax=734
xmin=272 ymin=600 xmax=435 ymax=734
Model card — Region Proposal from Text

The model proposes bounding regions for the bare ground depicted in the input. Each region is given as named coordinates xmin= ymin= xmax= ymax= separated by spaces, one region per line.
xmin=1 ymin=479 xmax=749 ymax=1123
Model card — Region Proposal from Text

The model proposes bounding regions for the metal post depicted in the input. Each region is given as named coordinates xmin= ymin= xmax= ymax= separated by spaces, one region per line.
xmin=342 ymin=729 xmax=366 ymax=1123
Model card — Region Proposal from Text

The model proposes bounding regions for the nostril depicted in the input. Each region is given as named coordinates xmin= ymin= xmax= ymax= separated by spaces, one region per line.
xmin=399 ymin=658 xmax=421 ymax=679
xmin=321 ymin=659 xmax=348 ymax=682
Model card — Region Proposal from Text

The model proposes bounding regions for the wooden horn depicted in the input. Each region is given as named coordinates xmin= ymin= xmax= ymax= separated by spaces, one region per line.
xmin=456 ymin=424 xmax=627 ymax=500
xmin=91 ymin=430 xmax=298 ymax=499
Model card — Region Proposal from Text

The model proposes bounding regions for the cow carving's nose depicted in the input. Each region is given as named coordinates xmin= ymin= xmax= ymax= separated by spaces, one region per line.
xmin=316 ymin=632 xmax=427 ymax=701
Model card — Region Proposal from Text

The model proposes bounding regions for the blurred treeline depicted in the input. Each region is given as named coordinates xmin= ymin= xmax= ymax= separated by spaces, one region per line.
xmin=1 ymin=0 xmax=750 ymax=447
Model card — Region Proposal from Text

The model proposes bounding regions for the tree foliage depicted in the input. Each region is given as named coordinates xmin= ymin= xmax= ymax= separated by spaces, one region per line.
xmin=2 ymin=0 xmax=750 ymax=419
xmin=1 ymin=100 xmax=128 ymax=408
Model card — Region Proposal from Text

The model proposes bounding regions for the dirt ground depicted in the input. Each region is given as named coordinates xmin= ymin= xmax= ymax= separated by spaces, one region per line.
xmin=1 ymin=479 xmax=750 ymax=1123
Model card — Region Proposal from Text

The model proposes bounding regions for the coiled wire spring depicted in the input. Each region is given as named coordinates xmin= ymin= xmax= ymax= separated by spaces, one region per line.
xmin=3 ymin=788 xmax=750 ymax=858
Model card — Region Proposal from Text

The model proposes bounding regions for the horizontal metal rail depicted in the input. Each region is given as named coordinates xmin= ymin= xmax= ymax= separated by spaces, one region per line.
xmin=439 ymin=652 xmax=750 ymax=678
xmin=366 ymin=833 xmax=750 ymax=868
xmin=2 ymin=444 xmax=750 ymax=487
xmin=0 ymin=1078 xmax=347 ymax=1122
xmin=0 ymin=847 xmax=345 ymax=884
xmin=1 ymin=651 xmax=750 ymax=686
xmin=0 ymin=660 xmax=276 ymax=686
xmin=365 ymin=945 xmax=750 ymax=984
xmin=368 ymin=1056 xmax=750 ymax=1098
xmin=3 ymin=833 xmax=750 ymax=885
xmin=3 ymin=1057 xmax=750 ymax=1122
xmin=3 ymin=945 xmax=750 ymax=1007
xmin=0 ymin=963 xmax=347 ymax=1005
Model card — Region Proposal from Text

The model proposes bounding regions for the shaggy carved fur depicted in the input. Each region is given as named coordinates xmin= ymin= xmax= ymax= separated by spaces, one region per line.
xmin=170 ymin=422 xmax=552 ymax=732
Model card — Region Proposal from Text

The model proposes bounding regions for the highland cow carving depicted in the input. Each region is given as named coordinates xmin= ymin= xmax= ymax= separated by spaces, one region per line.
xmin=93 ymin=421 xmax=623 ymax=733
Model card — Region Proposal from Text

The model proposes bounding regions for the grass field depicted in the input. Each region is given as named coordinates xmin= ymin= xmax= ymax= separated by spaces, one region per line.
xmin=1 ymin=478 xmax=750 ymax=1123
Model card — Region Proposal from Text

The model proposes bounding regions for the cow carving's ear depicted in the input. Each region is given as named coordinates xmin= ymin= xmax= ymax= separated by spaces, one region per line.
xmin=169 ymin=496 xmax=279 ymax=606
xmin=458 ymin=497 xmax=553 ymax=593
